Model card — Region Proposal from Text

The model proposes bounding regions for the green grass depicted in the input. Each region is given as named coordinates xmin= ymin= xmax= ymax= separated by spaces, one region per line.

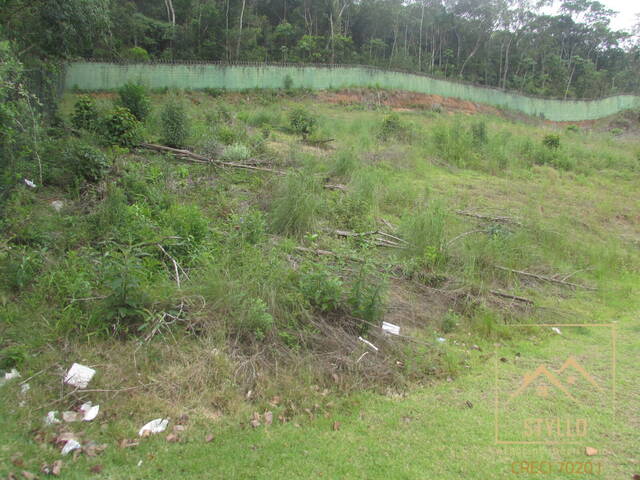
xmin=1 ymin=89 xmax=639 ymax=478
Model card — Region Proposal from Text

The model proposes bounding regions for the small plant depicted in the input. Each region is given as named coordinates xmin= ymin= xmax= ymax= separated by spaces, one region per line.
xmin=566 ymin=124 xmax=580 ymax=133
xmin=542 ymin=134 xmax=560 ymax=150
xmin=400 ymin=201 xmax=448 ymax=267
xmin=283 ymin=74 xmax=294 ymax=91
xmin=222 ymin=143 xmax=251 ymax=162
xmin=161 ymin=97 xmax=190 ymax=148
xmin=470 ymin=120 xmax=488 ymax=145
xmin=240 ymin=297 xmax=274 ymax=341
xmin=71 ymin=96 xmax=99 ymax=131
xmin=378 ymin=113 xmax=406 ymax=141
xmin=64 ymin=140 xmax=110 ymax=183
xmin=117 ymin=82 xmax=151 ymax=122
xmin=298 ymin=266 xmax=343 ymax=312
xmin=610 ymin=128 xmax=623 ymax=136
xmin=348 ymin=265 xmax=385 ymax=333
xmin=232 ymin=210 xmax=266 ymax=244
xmin=271 ymin=171 xmax=322 ymax=237
xmin=288 ymin=107 xmax=317 ymax=139
xmin=203 ymin=87 xmax=226 ymax=98
xmin=101 ymin=107 xmax=141 ymax=147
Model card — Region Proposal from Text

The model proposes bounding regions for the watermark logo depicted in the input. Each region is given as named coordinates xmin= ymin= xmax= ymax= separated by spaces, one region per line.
xmin=495 ymin=324 xmax=615 ymax=445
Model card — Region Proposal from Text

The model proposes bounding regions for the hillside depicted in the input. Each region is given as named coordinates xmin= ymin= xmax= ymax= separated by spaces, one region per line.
xmin=1 ymin=88 xmax=639 ymax=478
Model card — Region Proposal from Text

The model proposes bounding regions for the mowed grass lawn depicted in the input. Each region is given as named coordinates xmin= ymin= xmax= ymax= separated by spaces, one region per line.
xmin=1 ymin=91 xmax=639 ymax=478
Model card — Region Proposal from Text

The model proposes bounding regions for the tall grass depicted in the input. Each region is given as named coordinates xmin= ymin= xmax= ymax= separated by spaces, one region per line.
xmin=270 ymin=171 xmax=323 ymax=237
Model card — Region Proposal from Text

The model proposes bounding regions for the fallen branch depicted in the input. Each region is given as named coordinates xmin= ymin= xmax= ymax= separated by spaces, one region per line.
xmin=139 ymin=143 xmax=286 ymax=175
xmin=331 ymin=229 xmax=406 ymax=248
xmin=456 ymin=210 xmax=522 ymax=226
xmin=495 ymin=266 xmax=596 ymax=290
xmin=157 ymin=244 xmax=190 ymax=287
xmin=324 ymin=184 xmax=347 ymax=191
xmin=490 ymin=290 xmax=534 ymax=305
xmin=294 ymin=246 xmax=363 ymax=262
xmin=446 ymin=229 xmax=486 ymax=247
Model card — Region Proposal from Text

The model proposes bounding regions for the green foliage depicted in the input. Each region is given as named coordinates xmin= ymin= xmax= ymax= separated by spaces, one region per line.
xmin=0 ymin=247 xmax=43 ymax=292
xmin=470 ymin=121 xmax=488 ymax=145
xmin=271 ymin=172 xmax=322 ymax=237
xmin=71 ymin=95 xmax=99 ymax=131
xmin=378 ymin=113 xmax=410 ymax=141
xmin=239 ymin=297 xmax=274 ymax=341
xmin=298 ymin=265 xmax=343 ymax=312
xmin=44 ymin=138 xmax=110 ymax=187
xmin=542 ymin=134 xmax=561 ymax=150
xmin=203 ymin=87 xmax=226 ymax=98
xmin=289 ymin=107 xmax=317 ymax=138
xmin=283 ymin=74 xmax=294 ymax=91
xmin=161 ymin=97 xmax=190 ymax=148
xmin=400 ymin=201 xmax=448 ymax=267
xmin=222 ymin=143 xmax=251 ymax=162
xmin=347 ymin=265 xmax=385 ymax=333
xmin=231 ymin=210 xmax=267 ymax=245
xmin=117 ymin=82 xmax=151 ymax=121
xmin=101 ymin=107 xmax=141 ymax=147
xmin=123 ymin=46 xmax=150 ymax=62
xmin=432 ymin=121 xmax=474 ymax=167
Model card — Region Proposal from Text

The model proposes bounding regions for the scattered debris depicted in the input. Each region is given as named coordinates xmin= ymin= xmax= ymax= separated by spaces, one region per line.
xmin=45 ymin=411 xmax=62 ymax=425
xmin=382 ymin=321 xmax=400 ymax=335
xmin=205 ymin=434 xmax=215 ymax=443
xmin=63 ymin=411 xmax=81 ymax=422
xmin=1 ymin=368 xmax=21 ymax=386
xmin=250 ymin=412 xmax=261 ymax=428
xmin=332 ymin=421 xmax=341 ymax=431
xmin=41 ymin=460 xmax=62 ymax=477
xmin=358 ymin=336 xmax=379 ymax=352
xmin=80 ymin=402 xmax=100 ymax=421
xmin=500 ymin=357 xmax=508 ymax=363
xmin=436 ymin=337 xmax=446 ymax=343
xmin=24 ymin=179 xmax=36 ymax=188
xmin=89 ymin=465 xmax=103 ymax=474
xmin=585 ymin=447 xmax=598 ymax=456
xmin=264 ymin=411 xmax=273 ymax=426
xmin=490 ymin=290 xmax=534 ymax=305
xmin=471 ymin=344 xmax=482 ymax=351
xmin=138 ymin=418 xmax=169 ymax=437
xmin=64 ymin=363 xmax=96 ymax=389
xmin=465 ymin=400 xmax=474 ymax=409
xmin=20 ymin=383 xmax=30 ymax=394
xmin=21 ymin=471 xmax=36 ymax=480
xmin=455 ymin=210 xmax=522 ymax=226
xmin=61 ymin=439 xmax=81 ymax=456
xmin=495 ymin=265 xmax=595 ymax=290
xmin=551 ymin=327 xmax=562 ymax=335
xmin=83 ymin=442 xmax=107 ymax=457
xmin=165 ymin=433 xmax=179 ymax=443
xmin=119 ymin=439 xmax=139 ymax=449
xmin=50 ymin=200 xmax=64 ymax=212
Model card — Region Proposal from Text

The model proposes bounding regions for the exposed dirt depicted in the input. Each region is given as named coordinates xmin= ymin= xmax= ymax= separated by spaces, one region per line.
xmin=316 ymin=88 xmax=502 ymax=116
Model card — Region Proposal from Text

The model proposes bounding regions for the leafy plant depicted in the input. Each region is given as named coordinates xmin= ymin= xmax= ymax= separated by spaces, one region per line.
xmin=222 ymin=143 xmax=251 ymax=162
xmin=161 ymin=97 xmax=190 ymax=148
xmin=101 ymin=107 xmax=141 ymax=147
xmin=298 ymin=265 xmax=343 ymax=312
xmin=470 ymin=120 xmax=488 ymax=145
xmin=378 ymin=113 xmax=408 ymax=141
xmin=117 ymin=82 xmax=151 ymax=121
xmin=71 ymin=95 xmax=99 ymax=131
xmin=542 ymin=134 xmax=560 ymax=149
xmin=289 ymin=107 xmax=316 ymax=138
xmin=347 ymin=265 xmax=385 ymax=333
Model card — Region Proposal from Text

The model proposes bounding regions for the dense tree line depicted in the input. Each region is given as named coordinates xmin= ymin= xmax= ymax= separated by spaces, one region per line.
xmin=1 ymin=0 xmax=639 ymax=99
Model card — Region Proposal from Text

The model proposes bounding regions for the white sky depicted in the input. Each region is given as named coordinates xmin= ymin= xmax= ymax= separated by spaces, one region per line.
xmin=602 ymin=0 xmax=639 ymax=31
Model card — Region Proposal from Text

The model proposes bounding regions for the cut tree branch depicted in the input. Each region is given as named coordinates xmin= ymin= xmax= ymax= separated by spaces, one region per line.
xmin=456 ymin=210 xmax=522 ymax=226
xmin=495 ymin=266 xmax=595 ymax=290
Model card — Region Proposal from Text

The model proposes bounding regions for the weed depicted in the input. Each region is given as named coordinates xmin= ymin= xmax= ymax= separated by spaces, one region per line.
xmin=161 ymin=96 xmax=190 ymax=148
xmin=101 ymin=107 xmax=141 ymax=147
xmin=117 ymin=82 xmax=151 ymax=122
xmin=71 ymin=95 xmax=99 ymax=131
xmin=542 ymin=133 xmax=560 ymax=149
xmin=378 ymin=113 xmax=410 ymax=141
xmin=222 ymin=143 xmax=251 ymax=162
xmin=470 ymin=120 xmax=488 ymax=145
xmin=400 ymin=201 xmax=448 ymax=267
xmin=298 ymin=265 xmax=343 ymax=312
xmin=289 ymin=107 xmax=317 ymax=139
xmin=270 ymin=171 xmax=323 ymax=237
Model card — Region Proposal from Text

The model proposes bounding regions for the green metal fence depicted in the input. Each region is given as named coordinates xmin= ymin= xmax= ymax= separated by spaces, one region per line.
xmin=64 ymin=62 xmax=640 ymax=122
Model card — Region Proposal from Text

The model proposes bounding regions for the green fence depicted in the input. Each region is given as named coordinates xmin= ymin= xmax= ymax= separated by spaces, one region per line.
xmin=64 ymin=62 xmax=640 ymax=122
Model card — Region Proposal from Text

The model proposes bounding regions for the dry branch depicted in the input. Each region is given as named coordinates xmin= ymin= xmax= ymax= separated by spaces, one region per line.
xmin=139 ymin=143 xmax=286 ymax=175
xmin=495 ymin=266 xmax=595 ymax=290
xmin=456 ymin=210 xmax=522 ymax=226
xmin=446 ymin=229 xmax=486 ymax=247
xmin=489 ymin=290 xmax=534 ymax=305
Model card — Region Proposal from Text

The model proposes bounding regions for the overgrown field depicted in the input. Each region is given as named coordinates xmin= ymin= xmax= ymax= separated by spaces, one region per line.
xmin=1 ymin=86 xmax=639 ymax=478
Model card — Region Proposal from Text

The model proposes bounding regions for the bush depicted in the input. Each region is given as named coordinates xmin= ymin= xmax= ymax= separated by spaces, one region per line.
xmin=118 ymin=82 xmax=151 ymax=122
xmin=271 ymin=171 xmax=322 ymax=237
xmin=161 ymin=97 xmax=190 ymax=148
xmin=123 ymin=46 xmax=150 ymax=62
xmin=542 ymin=134 xmax=560 ymax=149
xmin=470 ymin=120 xmax=488 ymax=145
xmin=222 ymin=143 xmax=251 ymax=162
xmin=289 ymin=107 xmax=316 ymax=138
xmin=71 ymin=96 xmax=99 ymax=131
xmin=64 ymin=139 xmax=110 ymax=184
xmin=239 ymin=297 xmax=274 ymax=341
xmin=101 ymin=107 xmax=141 ymax=147
xmin=298 ymin=266 xmax=343 ymax=312
xmin=283 ymin=74 xmax=294 ymax=91
xmin=378 ymin=113 xmax=407 ymax=141
xmin=203 ymin=87 xmax=226 ymax=98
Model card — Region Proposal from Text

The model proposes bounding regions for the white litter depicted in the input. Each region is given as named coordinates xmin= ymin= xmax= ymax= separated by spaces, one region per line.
xmin=20 ymin=383 xmax=30 ymax=394
xmin=24 ymin=179 xmax=36 ymax=188
xmin=80 ymin=401 xmax=100 ymax=421
xmin=551 ymin=327 xmax=562 ymax=335
xmin=61 ymin=439 xmax=81 ymax=455
xmin=1 ymin=368 xmax=21 ymax=385
xmin=63 ymin=411 xmax=81 ymax=422
xmin=45 ymin=411 xmax=61 ymax=425
xmin=64 ymin=363 xmax=96 ymax=389
xmin=50 ymin=200 xmax=64 ymax=212
xmin=357 ymin=336 xmax=379 ymax=352
xmin=138 ymin=418 xmax=169 ymax=437
xmin=436 ymin=337 xmax=446 ymax=343
xmin=382 ymin=322 xmax=400 ymax=336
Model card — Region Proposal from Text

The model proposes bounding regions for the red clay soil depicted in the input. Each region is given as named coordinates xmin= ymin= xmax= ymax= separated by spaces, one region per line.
xmin=316 ymin=88 xmax=502 ymax=116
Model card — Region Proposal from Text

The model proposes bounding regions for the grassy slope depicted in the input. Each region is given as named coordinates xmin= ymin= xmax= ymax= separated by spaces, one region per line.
xmin=1 ymin=91 xmax=639 ymax=478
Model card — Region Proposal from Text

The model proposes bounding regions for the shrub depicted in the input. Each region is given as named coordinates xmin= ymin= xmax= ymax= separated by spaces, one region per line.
xmin=470 ymin=120 xmax=488 ymax=145
xmin=348 ymin=265 xmax=385 ymax=333
xmin=222 ymin=143 xmax=251 ymax=162
xmin=64 ymin=140 xmax=110 ymax=184
xmin=239 ymin=297 xmax=274 ymax=341
xmin=203 ymin=87 xmax=226 ymax=98
xmin=289 ymin=107 xmax=316 ymax=138
xmin=542 ymin=134 xmax=560 ymax=149
xmin=283 ymin=74 xmax=294 ymax=91
xmin=432 ymin=122 xmax=474 ymax=167
xmin=123 ymin=46 xmax=150 ymax=62
xmin=232 ymin=210 xmax=266 ymax=244
xmin=378 ymin=113 xmax=408 ymax=141
xmin=271 ymin=171 xmax=322 ymax=237
xmin=117 ymin=82 xmax=151 ymax=121
xmin=161 ymin=97 xmax=190 ymax=148
xmin=71 ymin=96 xmax=99 ymax=131
xmin=101 ymin=107 xmax=141 ymax=147
xmin=298 ymin=266 xmax=343 ymax=312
